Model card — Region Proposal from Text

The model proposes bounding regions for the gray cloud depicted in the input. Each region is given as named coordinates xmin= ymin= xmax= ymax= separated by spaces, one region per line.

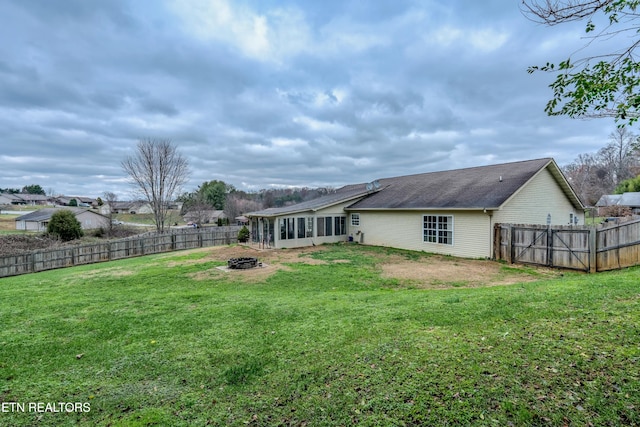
xmin=0 ymin=0 xmax=616 ymax=199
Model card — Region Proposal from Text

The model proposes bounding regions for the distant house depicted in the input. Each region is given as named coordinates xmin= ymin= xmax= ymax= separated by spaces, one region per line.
xmin=54 ymin=196 xmax=98 ymax=207
xmin=235 ymin=215 xmax=249 ymax=226
xmin=99 ymin=201 xmax=153 ymax=215
xmin=183 ymin=209 xmax=226 ymax=224
xmin=0 ymin=192 xmax=22 ymax=205
xmin=246 ymin=158 xmax=585 ymax=259
xmin=17 ymin=194 xmax=50 ymax=206
xmin=15 ymin=208 xmax=109 ymax=232
xmin=596 ymin=192 xmax=640 ymax=215
xmin=0 ymin=192 xmax=50 ymax=206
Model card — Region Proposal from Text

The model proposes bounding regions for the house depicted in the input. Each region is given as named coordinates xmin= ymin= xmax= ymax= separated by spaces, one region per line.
xmin=235 ymin=215 xmax=250 ymax=226
xmin=0 ymin=192 xmax=22 ymax=205
xmin=99 ymin=201 xmax=154 ymax=215
xmin=53 ymin=196 xmax=98 ymax=207
xmin=596 ymin=192 xmax=640 ymax=215
xmin=16 ymin=194 xmax=50 ymax=206
xmin=0 ymin=192 xmax=50 ymax=206
xmin=183 ymin=209 xmax=226 ymax=225
xmin=246 ymin=158 xmax=585 ymax=258
xmin=15 ymin=208 xmax=109 ymax=232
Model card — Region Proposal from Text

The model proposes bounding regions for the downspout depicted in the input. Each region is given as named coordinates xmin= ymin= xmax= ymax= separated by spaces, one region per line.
xmin=484 ymin=208 xmax=493 ymax=259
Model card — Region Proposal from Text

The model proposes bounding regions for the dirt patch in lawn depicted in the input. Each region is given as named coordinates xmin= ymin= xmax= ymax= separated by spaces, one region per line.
xmin=187 ymin=245 xmax=561 ymax=288
xmin=187 ymin=245 xmax=331 ymax=282
xmin=378 ymin=254 xmax=561 ymax=289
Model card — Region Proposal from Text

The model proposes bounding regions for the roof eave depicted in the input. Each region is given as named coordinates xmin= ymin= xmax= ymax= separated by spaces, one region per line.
xmin=344 ymin=207 xmax=499 ymax=211
xmin=246 ymin=192 xmax=372 ymax=218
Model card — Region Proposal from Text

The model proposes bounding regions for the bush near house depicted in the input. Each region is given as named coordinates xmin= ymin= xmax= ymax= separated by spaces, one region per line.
xmin=46 ymin=210 xmax=84 ymax=241
xmin=600 ymin=205 xmax=632 ymax=218
xmin=237 ymin=225 xmax=250 ymax=242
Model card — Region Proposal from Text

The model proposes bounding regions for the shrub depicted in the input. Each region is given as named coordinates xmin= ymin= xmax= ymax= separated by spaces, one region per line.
xmin=47 ymin=210 xmax=84 ymax=241
xmin=237 ymin=226 xmax=250 ymax=243
xmin=600 ymin=205 xmax=632 ymax=218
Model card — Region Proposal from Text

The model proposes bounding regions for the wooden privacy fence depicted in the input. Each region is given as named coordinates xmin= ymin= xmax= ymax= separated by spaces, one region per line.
xmin=494 ymin=219 xmax=640 ymax=273
xmin=0 ymin=227 xmax=239 ymax=278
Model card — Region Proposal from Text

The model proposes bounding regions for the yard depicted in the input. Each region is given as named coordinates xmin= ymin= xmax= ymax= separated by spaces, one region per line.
xmin=0 ymin=244 xmax=638 ymax=426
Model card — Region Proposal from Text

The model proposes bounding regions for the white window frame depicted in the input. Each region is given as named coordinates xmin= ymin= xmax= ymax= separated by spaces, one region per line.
xmin=423 ymin=215 xmax=454 ymax=245
xmin=351 ymin=213 xmax=360 ymax=226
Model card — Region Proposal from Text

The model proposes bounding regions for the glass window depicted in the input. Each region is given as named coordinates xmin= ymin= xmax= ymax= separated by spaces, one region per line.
xmin=280 ymin=218 xmax=287 ymax=240
xmin=334 ymin=216 xmax=346 ymax=235
xmin=325 ymin=216 xmax=333 ymax=236
xmin=280 ymin=218 xmax=295 ymax=240
xmin=423 ymin=215 xmax=453 ymax=245
xmin=351 ymin=213 xmax=360 ymax=226
xmin=287 ymin=218 xmax=295 ymax=240
xmin=317 ymin=217 xmax=325 ymax=237
xmin=297 ymin=217 xmax=306 ymax=239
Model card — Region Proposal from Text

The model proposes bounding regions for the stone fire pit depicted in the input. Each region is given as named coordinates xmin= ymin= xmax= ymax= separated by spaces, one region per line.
xmin=227 ymin=257 xmax=260 ymax=269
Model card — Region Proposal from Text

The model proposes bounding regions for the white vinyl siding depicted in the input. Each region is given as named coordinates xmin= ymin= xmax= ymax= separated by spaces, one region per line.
xmin=354 ymin=211 xmax=491 ymax=258
xmin=493 ymin=168 xmax=584 ymax=225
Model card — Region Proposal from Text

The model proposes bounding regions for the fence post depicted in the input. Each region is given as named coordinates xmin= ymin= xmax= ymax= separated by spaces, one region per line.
xmin=547 ymin=228 xmax=553 ymax=267
xmin=589 ymin=227 xmax=597 ymax=273
xmin=508 ymin=226 xmax=514 ymax=264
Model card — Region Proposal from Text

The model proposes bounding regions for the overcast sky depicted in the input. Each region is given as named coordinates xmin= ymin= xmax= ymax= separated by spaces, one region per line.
xmin=0 ymin=0 xmax=621 ymax=199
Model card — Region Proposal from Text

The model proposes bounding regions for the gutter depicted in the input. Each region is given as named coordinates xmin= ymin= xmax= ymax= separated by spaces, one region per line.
xmin=343 ymin=207 xmax=501 ymax=212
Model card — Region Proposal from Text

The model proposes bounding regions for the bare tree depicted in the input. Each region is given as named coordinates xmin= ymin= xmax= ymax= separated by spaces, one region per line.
xmin=102 ymin=191 xmax=118 ymax=235
xmin=224 ymin=193 xmax=263 ymax=223
xmin=563 ymin=126 xmax=640 ymax=204
xmin=599 ymin=127 xmax=640 ymax=183
xmin=563 ymin=153 xmax=604 ymax=205
xmin=121 ymin=139 xmax=190 ymax=232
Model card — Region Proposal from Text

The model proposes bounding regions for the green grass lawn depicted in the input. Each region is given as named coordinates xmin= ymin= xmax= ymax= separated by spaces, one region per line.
xmin=0 ymin=245 xmax=638 ymax=426
xmin=114 ymin=210 xmax=184 ymax=227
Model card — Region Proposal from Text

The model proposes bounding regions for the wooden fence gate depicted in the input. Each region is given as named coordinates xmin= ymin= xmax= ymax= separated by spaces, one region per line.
xmin=495 ymin=219 xmax=640 ymax=273
xmin=507 ymin=226 xmax=592 ymax=272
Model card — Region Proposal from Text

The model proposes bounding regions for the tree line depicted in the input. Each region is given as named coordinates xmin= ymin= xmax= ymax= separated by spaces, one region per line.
xmin=177 ymin=180 xmax=335 ymax=225
xmin=563 ymin=127 xmax=640 ymax=206
xmin=0 ymin=184 xmax=47 ymax=195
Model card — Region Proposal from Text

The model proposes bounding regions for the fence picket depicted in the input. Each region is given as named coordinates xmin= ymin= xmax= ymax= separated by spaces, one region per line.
xmin=495 ymin=219 xmax=640 ymax=272
xmin=0 ymin=227 xmax=240 ymax=278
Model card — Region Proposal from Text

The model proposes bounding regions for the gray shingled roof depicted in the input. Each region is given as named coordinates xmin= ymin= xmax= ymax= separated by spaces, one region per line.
xmin=15 ymin=207 xmax=92 ymax=222
xmin=246 ymin=158 xmax=584 ymax=217
xmin=617 ymin=192 xmax=640 ymax=207
xmin=595 ymin=194 xmax=623 ymax=207
xmin=247 ymin=184 xmax=374 ymax=217
xmin=348 ymin=158 xmax=582 ymax=210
